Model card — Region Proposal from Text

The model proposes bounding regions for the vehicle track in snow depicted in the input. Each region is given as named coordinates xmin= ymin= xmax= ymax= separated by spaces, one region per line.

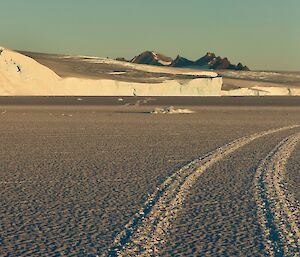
xmin=103 ymin=125 xmax=299 ymax=256
xmin=254 ymin=132 xmax=300 ymax=256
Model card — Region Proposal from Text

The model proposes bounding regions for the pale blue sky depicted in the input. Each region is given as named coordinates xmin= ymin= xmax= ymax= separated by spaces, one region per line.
xmin=1 ymin=0 xmax=299 ymax=70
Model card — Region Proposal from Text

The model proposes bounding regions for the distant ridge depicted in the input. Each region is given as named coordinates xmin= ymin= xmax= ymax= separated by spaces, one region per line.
xmin=194 ymin=52 xmax=249 ymax=71
xmin=117 ymin=51 xmax=250 ymax=71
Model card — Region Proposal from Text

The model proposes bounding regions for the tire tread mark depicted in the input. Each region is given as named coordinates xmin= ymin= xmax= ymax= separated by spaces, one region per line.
xmin=103 ymin=125 xmax=299 ymax=257
xmin=254 ymin=132 xmax=300 ymax=256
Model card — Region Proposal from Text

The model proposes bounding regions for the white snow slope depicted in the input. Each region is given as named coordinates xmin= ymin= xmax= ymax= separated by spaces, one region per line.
xmin=0 ymin=47 xmax=222 ymax=96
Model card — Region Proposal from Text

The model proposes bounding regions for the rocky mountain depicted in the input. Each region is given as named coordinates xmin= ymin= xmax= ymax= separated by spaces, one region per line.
xmin=129 ymin=51 xmax=250 ymax=71
xmin=170 ymin=55 xmax=195 ymax=67
xmin=194 ymin=52 xmax=249 ymax=71
xmin=194 ymin=52 xmax=217 ymax=67
xmin=236 ymin=62 xmax=249 ymax=71
xmin=131 ymin=51 xmax=173 ymax=66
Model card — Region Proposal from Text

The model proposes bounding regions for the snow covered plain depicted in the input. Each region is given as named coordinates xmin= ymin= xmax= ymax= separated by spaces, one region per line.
xmin=220 ymin=70 xmax=300 ymax=96
xmin=1 ymin=101 xmax=300 ymax=256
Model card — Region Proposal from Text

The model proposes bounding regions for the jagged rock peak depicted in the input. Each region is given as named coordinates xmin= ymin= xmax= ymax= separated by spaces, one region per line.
xmin=131 ymin=51 xmax=173 ymax=66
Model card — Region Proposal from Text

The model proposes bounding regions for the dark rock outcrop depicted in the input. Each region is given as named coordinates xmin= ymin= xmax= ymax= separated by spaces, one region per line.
xmin=195 ymin=52 xmax=216 ymax=67
xmin=170 ymin=55 xmax=195 ymax=67
xmin=131 ymin=51 xmax=173 ymax=66
xmin=115 ymin=57 xmax=129 ymax=62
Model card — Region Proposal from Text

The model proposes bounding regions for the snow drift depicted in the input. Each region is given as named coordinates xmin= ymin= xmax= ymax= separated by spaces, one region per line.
xmin=151 ymin=106 xmax=195 ymax=114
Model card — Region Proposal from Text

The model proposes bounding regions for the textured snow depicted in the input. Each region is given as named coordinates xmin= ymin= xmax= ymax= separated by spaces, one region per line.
xmin=222 ymin=70 xmax=300 ymax=81
xmin=151 ymin=106 xmax=195 ymax=114
xmin=221 ymin=86 xmax=300 ymax=96
xmin=108 ymin=71 xmax=127 ymax=75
